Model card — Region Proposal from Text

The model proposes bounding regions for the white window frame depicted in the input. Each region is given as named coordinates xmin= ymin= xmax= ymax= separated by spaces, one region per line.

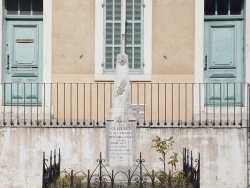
xmin=94 ymin=0 xmax=152 ymax=81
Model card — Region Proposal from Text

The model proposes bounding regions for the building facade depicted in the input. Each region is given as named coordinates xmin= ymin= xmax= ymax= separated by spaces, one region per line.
xmin=0 ymin=0 xmax=249 ymax=187
xmin=1 ymin=0 xmax=249 ymax=106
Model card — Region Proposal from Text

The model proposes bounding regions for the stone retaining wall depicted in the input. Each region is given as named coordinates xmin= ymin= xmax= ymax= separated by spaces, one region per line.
xmin=0 ymin=127 xmax=247 ymax=188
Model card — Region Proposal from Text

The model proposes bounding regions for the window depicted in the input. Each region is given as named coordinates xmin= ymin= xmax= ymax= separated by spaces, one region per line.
xmin=5 ymin=0 xmax=43 ymax=16
xmin=204 ymin=0 xmax=243 ymax=16
xmin=103 ymin=0 xmax=144 ymax=73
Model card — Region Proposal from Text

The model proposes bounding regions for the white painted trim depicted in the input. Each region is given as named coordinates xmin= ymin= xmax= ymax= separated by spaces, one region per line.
xmin=194 ymin=0 xmax=204 ymax=110
xmin=94 ymin=0 xmax=103 ymax=80
xmin=143 ymin=0 xmax=152 ymax=80
xmin=243 ymin=0 xmax=249 ymax=107
xmin=95 ymin=74 xmax=151 ymax=82
xmin=43 ymin=0 xmax=52 ymax=84
xmin=245 ymin=0 xmax=250 ymax=84
xmin=43 ymin=0 xmax=52 ymax=107
xmin=0 ymin=1 xmax=4 ymax=105
xmin=194 ymin=0 xmax=204 ymax=84
xmin=94 ymin=0 xmax=152 ymax=81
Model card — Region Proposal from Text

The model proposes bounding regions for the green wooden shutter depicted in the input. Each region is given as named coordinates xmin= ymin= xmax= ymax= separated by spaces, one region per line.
xmin=125 ymin=0 xmax=143 ymax=73
xmin=104 ymin=0 xmax=121 ymax=72
xmin=103 ymin=0 xmax=143 ymax=73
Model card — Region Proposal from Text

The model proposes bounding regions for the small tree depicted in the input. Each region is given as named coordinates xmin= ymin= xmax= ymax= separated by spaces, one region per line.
xmin=151 ymin=136 xmax=178 ymax=173
xmin=151 ymin=136 xmax=186 ymax=187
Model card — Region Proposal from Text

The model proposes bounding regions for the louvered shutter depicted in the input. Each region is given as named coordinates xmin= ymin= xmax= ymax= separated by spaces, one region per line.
xmin=104 ymin=0 xmax=121 ymax=71
xmin=125 ymin=0 xmax=143 ymax=72
xmin=103 ymin=0 xmax=143 ymax=73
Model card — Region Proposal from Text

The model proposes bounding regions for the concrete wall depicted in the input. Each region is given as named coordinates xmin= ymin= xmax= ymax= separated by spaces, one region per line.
xmin=0 ymin=127 xmax=247 ymax=188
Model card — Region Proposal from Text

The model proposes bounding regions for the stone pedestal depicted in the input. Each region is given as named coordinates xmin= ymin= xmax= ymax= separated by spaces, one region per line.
xmin=107 ymin=119 xmax=135 ymax=168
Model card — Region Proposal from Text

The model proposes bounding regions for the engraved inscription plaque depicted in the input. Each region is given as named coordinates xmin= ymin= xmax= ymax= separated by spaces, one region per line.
xmin=108 ymin=122 xmax=134 ymax=167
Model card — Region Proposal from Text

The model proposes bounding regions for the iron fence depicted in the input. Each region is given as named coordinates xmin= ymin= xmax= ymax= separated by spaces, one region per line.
xmin=43 ymin=149 xmax=61 ymax=188
xmin=42 ymin=148 xmax=200 ymax=188
xmin=183 ymin=148 xmax=200 ymax=188
xmin=0 ymin=82 xmax=248 ymax=127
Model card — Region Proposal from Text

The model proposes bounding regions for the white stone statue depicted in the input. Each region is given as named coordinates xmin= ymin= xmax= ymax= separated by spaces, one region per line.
xmin=107 ymin=52 xmax=136 ymax=168
xmin=108 ymin=53 xmax=135 ymax=121
xmin=113 ymin=54 xmax=130 ymax=105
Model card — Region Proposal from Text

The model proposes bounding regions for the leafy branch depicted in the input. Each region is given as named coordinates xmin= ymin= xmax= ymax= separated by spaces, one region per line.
xmin=151 ymin=136 xmax=176 ymax=172
xmin=151 ymin=136 xmax=187 ymax=186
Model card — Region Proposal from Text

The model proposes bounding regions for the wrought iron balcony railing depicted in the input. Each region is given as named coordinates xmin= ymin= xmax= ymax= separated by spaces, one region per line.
xmin=0 ymin=82 xmax=248 ymax=127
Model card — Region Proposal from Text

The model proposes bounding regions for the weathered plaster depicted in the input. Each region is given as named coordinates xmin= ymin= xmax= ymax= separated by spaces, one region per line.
xmin=0 ymin=127 xmax=247 ymax=187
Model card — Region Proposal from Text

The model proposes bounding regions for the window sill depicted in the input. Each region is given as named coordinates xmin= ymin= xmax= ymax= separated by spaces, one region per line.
xmin=94 ymin=74 xmax=151 ymax=82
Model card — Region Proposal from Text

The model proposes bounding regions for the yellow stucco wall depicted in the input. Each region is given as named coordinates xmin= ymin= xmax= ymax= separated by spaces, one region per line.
xmin=52 ymin=0 xmax=95 ymax=74
xmin=152 ymin=0 xmax=195 ymax=75
xmin=52 ymin=0 xmax=195 ymax=83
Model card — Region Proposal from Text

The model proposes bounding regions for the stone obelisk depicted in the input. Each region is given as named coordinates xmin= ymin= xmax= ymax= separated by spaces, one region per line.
xmin=107 ymin=0 xmax=136 ymax=169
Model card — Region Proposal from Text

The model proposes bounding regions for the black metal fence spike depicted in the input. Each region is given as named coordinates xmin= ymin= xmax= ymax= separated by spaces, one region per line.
xmin=152 ymin=170 xmax=155 ymax=187
xmin=50 ymin=151 xmax=52 ymax=167
xmin=87 ymin=170 xmax=90 ymax=188
xmin=128 ymin=170 xmax=131 ymax=187
xmin=70 ymin=170 xmax=74 ymax=187
xmin=42 ymin=152 xmax=45 ymax=188
xmin=168 ymin=170 xmax=172 ymax=188
xmin=111 ymin=170 xmax=114 ymax=187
